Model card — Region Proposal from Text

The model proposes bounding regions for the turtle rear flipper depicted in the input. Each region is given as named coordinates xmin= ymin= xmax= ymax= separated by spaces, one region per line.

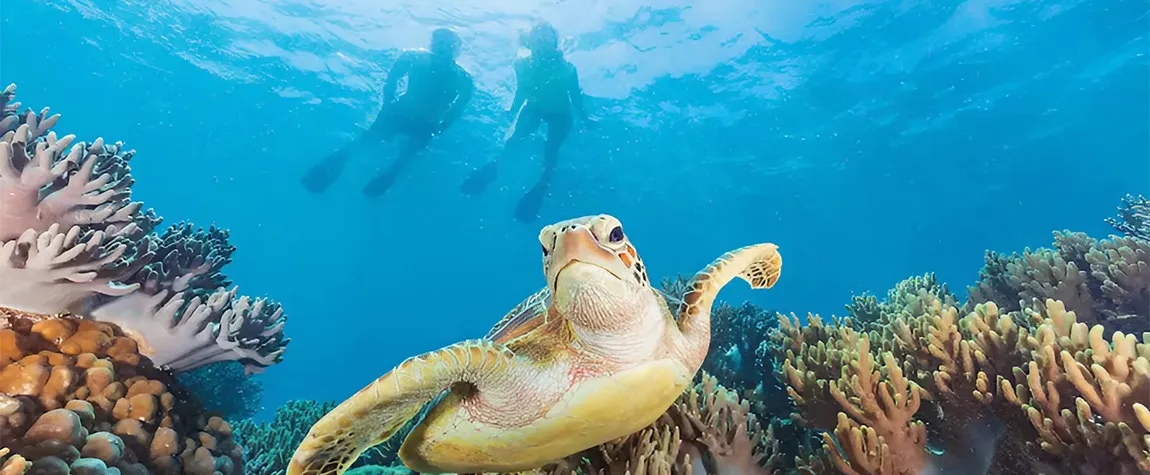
xmin=288 ymin=340 xmax=520 ymax=475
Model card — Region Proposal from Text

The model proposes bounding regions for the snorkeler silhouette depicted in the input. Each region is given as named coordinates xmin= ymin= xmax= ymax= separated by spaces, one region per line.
xmin=460 ymin=21 xmax=597 ymax=222
xmin=300 ymin=28 xmax=474 ymax=197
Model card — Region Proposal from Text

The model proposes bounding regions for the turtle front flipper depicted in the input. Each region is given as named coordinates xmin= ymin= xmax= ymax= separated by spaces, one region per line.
xmin=288 ymin=340 xmax=520 ymax=475
xmin=674 ymin=243 xmax=782 ymax=369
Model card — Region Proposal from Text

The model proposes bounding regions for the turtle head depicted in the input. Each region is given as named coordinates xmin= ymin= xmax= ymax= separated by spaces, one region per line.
xmin=540 ymin=214 xmax=653 ymax=329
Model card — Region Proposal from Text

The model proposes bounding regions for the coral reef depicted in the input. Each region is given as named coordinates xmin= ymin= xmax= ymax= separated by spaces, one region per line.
xmin=770 ymin=228 xmax=1150 ymax=475
xmin=844 ymin=273 xmax=958 ymax=327
xmin=176 ymin=361 xmax=263 ymax=421
xmin=232 ymin=400 xmax=389 ymax=475
xmin=0 ymin=312 xmax=244 ymax=474
xmin=0 ymin=82 xmax=289 ymax=373
xmin=1108 ymin=194 xmax=1150 ymax=241
xmin=965 ymin=230 xmax=1149 ymax=337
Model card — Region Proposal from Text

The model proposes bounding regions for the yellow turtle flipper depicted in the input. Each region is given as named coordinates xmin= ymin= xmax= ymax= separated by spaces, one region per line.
xmin=680 ymin=242 xmax=782 ymax=314
xmin=675 ymin=243 xmax=782 ymax=367
xmin=288 ymin=340 xmax=519 ymax=475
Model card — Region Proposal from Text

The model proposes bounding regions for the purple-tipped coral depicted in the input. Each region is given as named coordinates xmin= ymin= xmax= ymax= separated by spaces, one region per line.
xmin=0 ymin=83 xmax=289 ymax=373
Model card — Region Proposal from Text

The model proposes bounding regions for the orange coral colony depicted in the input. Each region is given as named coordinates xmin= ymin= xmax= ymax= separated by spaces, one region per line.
xmin=1 ymin=311 xmax=243 ymax=475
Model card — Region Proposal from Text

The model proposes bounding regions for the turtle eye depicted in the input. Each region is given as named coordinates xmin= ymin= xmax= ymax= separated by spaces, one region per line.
xmin=608 ymin=226 xmax=624 ymax=243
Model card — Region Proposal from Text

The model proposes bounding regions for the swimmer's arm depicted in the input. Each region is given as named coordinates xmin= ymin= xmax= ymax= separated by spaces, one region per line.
xmin=508 ymin=58 xmax=529 ymax=115
xmin=441 ymin=71 xmax=475 ymax=129
xmin=566 ymin=65 xmax=591 ymax=122
xmin=382 ymin=51 xmax=418 ymax=104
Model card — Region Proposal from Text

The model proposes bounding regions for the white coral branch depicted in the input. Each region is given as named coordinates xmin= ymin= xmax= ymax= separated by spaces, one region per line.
xmin=0 ymin=223 xmax=138 ymax=314
xmin=88 ymin=285 xmax=288 ymax=372
xmin=0 ymin=122 xmax=138 ymax=241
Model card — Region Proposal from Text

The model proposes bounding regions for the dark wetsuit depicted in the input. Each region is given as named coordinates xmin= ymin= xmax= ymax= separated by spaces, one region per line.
xmin=369 ymin=50 xmax=472 ymax=145
xmin=301 ymin=49 xmax=473 ymax=196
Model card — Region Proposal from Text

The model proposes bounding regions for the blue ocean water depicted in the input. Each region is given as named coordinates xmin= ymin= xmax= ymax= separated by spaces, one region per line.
xmin=1 ymin=0 xmax=1146 ymax=425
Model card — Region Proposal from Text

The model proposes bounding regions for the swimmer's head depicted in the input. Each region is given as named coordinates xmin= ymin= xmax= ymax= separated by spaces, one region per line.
xmin=430 ymin=27 xmax=462 ymax=60
xmin=525 ymin=21 xmax=560 ymax=55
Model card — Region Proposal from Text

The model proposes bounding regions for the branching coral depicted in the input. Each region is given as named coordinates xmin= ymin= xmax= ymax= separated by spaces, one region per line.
xmin=998 ymin=299 xmax=1150 ymax=474
xmin=845 ymin=273 xmax=958 ymax=328
xmin=86 ymin=286 xmax=287 ymax=373
xmin=1108 ymin=194 xmax=1150 ymax=241
xmin=773 ymin=279 xmax=1150 ymax=475
xmin=966 ymin=230 xmax=1150 ymax=337
xmin=0 ymin=83 xmax=288 ymax=373
xmin=770 ymin=315 xmax=928 ymax=475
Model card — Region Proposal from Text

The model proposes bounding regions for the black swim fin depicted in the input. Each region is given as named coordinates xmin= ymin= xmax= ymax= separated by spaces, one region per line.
xmin=300 ymin=154 xmax=349 ymax=194
xmin=460 ymin=162 xmax=498 ymax=196
xmin=362 ymin=170 xmax=399 ymax=198
xmin=514 ymin=183 xmax=547 ymax=222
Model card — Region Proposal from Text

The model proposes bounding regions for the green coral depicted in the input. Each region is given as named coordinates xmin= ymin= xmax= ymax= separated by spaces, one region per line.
xmin=233 ymin=400 xmax=389 ymax=475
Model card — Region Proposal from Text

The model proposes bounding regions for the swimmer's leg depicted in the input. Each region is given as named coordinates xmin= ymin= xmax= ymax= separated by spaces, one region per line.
xmin=461 ymin=107 xmax=542 ymax=196
xmin=514 ymin=113 xmax=572 ymax=222
xmin=362 ymin=131 xmax=434 ymax=198
xmin=301 ymin=110 xmax=398 ymax=194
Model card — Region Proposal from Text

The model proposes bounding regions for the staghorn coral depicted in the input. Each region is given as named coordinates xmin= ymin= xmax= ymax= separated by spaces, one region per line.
xmin=966 ymin=230 xmax=1150 ymax=337
xmin=1108 ymin=194 xmax=1150 ymax=241
xmin=0 ymin=311 xmax=243 ymax=475
xmin=0 ymin=83 xmax=288 ymax=373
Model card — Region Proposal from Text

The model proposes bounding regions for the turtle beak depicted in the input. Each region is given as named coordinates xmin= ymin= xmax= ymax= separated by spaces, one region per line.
xmin=548 ymin=226 xmax=623 ymax=290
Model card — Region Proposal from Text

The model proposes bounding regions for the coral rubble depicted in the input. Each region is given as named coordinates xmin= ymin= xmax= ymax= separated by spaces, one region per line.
xmin=0 ymin=83 xmax=289 ymax=373
xmin=0 ymin=312 xmax=243 ymax=474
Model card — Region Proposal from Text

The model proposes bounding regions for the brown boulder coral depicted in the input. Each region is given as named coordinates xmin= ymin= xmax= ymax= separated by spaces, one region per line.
xmin=0 ymin=311 xmax=244 ymax=475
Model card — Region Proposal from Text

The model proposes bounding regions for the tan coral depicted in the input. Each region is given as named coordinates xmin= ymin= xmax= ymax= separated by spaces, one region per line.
xmin=1001 ymin=298 xmax=1150 ymax=473
xmin=820 ymin=334 xmax=927 ymax=475
xmin=771 ymin=312 xmax=853 ymax=430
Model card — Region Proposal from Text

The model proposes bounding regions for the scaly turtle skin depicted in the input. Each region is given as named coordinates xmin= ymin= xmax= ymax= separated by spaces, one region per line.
xmin=288 ymin=214 xmax=782 ymax=475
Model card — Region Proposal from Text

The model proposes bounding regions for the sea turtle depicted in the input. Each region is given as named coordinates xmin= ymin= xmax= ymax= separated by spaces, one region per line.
xmin=288 ymin=214 xmax=782 ymax=475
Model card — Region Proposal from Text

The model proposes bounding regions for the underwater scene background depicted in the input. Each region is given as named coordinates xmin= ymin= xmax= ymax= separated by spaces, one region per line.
xmin=0 ymin=0 xmax=1147 ymax=474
